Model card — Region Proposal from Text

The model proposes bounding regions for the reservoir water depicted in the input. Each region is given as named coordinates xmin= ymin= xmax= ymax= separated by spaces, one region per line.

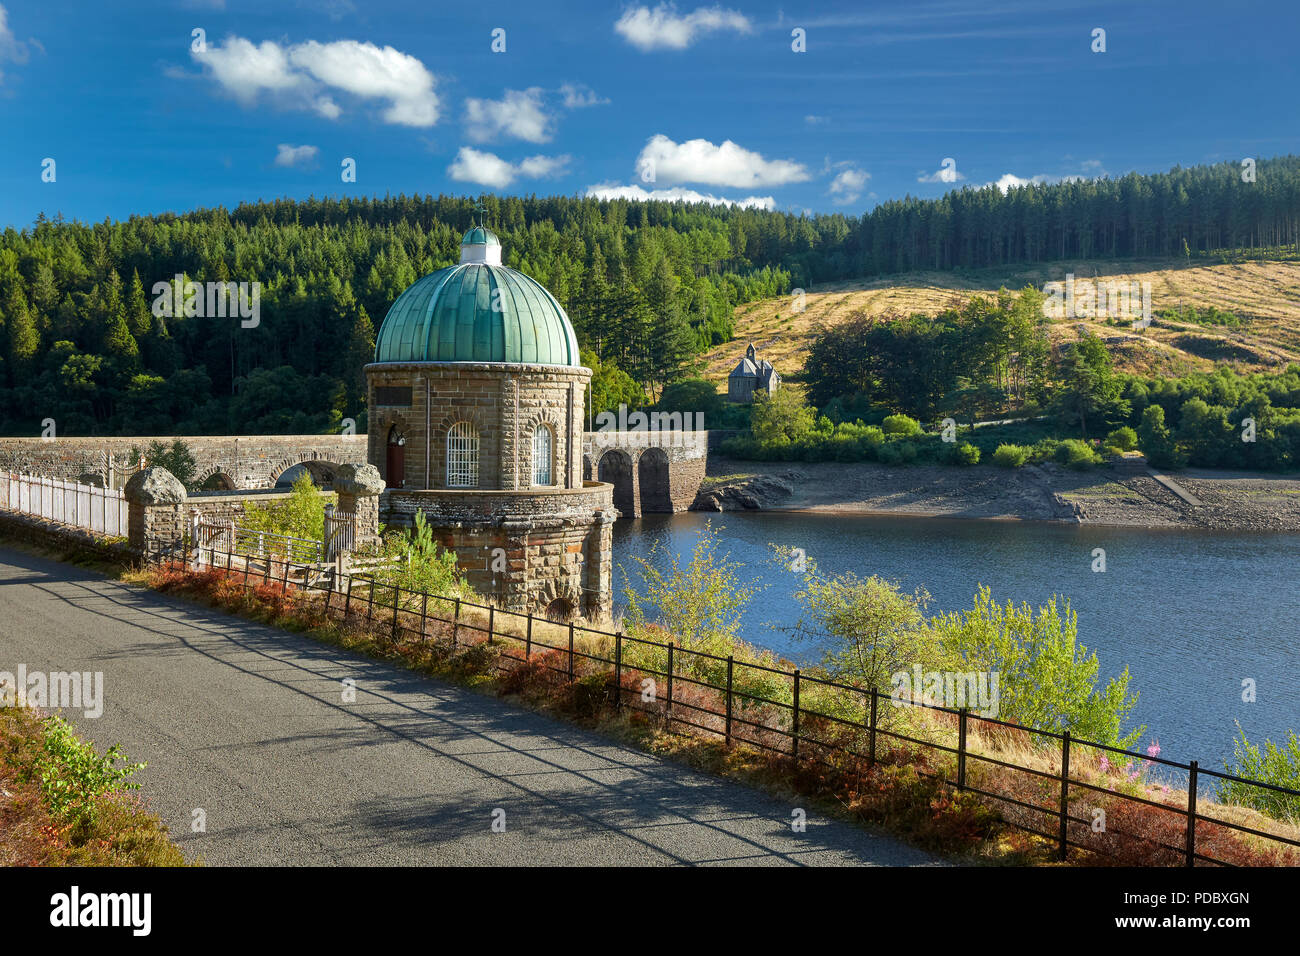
xmin=611 ymin=512 xmax=1300 ymax=772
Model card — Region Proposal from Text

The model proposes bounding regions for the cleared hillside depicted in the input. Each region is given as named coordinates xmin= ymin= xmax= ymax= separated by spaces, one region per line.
xmin=700 ymin=257 xmax=1300 ymax=385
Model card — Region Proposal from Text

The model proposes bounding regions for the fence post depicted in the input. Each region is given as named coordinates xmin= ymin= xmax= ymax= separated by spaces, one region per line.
xmin=1059 ymin=731 xmax=1071 ymax=862
xmin=614 ymin=632 xmax=622 ymax=710
xmin=345 ymin=576 xmax=353 ymax=616
xmin=725 ymin=656 xmax=734 ymax=747
xmin=391 ymin=586 xmax=400 ymax=641
xmin=868 ymin=687 xmax=878 ymax=769
xmin=453 ymin=598 xmax=461 ymax=647
xmin=1186 ymin=761 xmax=1199 ymax=868
xmin=420 ymin=592 xmax=428 ymax=641
xmin=281 ymin=558 xmax=290 ymax=594
xmin=957 ymin=707 xmax=968 ymax=790
xmin=367 ymin=579 xmax=375 ymax=624
xmin=791 ymin=669 xmax=800 ymax=761
xmin=322 ymin=503 xmax=335 ymax=562
xmin=567 ymin=622 xmax=574 ymax=682
xmin=526 ymin=613 xmax=533 ymax=660
xmin=488 ymin=606 xmax=495 ymax=642
xmin=666 ymin=642 xmax=675 ymax=716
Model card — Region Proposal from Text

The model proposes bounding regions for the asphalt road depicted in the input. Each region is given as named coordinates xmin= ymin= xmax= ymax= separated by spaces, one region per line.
xmin=0 ymin=545 xmax=940 ymax=866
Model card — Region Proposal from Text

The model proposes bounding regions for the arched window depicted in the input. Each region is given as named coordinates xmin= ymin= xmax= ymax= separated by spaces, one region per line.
xmin=447 ymin=422 xmax=479 ymax=488
xmin=532 ymin=425 xmax=554 ymax=486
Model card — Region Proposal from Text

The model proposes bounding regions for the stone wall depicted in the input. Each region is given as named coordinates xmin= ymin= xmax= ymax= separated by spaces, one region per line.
xmin=0 ymin=435 xmax=366 ymax=490
xmin=383 ymin=482 xmax=616 ymax=621
xmin=0 ymin=509 xmax=133 ymax=565
xmin=366 ymin=362 xmax=589 ymax=493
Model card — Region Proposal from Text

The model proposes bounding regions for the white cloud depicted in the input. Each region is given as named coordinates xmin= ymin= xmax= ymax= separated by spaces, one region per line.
xmin=0 ymin=4 xmax=30 ymax=82
xmin=989 ymin=172 xmax=1052 ymax=193
xmin=828 ymin=167 xmax=870 ymax=205
xmin=615 ymin=4 xmax=752 ymax=51
xmin=192 ymin=35 xmax=440 ymax=127
xmin=585 ymin=182 xmax=774 ymax=210
xmin=560 ymin=82 xmax=609 ymax=109
xmin=517 ymin=155 xmax=571 ymax=178
xmin=918 ymin=159 xmax=965 ymax=184
xmin=447 ymin=147 xmax=571 ymax=188
xmin=636 ymin=134 xmax=809 ymax=188
xmin=464 ymin=87 xmax=553 ymax=143
xmin=274 ymin=143 xmax=319 ymax=167
xmin=804 ymin=115 xmax=828 ymax=125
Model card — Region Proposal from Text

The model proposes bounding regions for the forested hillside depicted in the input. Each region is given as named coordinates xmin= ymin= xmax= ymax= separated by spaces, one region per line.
xmin=2 ymin=155 xmax=1299 ymax=436
xmin=0 ymin=195 xmax=821 ymax=435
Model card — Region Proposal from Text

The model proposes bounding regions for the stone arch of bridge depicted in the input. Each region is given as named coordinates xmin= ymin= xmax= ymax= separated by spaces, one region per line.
xmin=194 ymin=466 xmax=237 ymax=491
xmin=637 ymin=447 xmax=673 ymax=514
xmin=271 ymin=458 xmax=343 ymax=489
xmin=596 ymin=449 xmax=637 ymax=517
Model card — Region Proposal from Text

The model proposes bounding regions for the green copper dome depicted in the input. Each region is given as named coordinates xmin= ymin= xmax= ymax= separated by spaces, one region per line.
xmin=460 ymin=226 xmax=500 ymax=247
xmin=374 ymin=232 xmax=580 ymax=367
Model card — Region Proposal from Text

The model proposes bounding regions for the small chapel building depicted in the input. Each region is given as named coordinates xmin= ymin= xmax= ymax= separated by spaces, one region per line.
xmin=727 ymin=343 xmax=780 ymax=403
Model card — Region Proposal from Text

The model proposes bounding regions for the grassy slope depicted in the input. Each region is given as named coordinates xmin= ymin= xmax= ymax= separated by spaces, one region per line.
xmin=700 ymin=257 xmax=1300 ymax=387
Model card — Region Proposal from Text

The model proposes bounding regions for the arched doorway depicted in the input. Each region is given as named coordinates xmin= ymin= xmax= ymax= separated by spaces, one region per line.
xmin=597 ymin=450 xmax=635 ymax=517
xmin=386 ymin=425 xmax=406 ymax=489
xmin=637 ymin=447 xmax=672 ymax=514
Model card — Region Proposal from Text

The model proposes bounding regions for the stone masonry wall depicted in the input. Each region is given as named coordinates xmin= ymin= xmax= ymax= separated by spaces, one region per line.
xmin=0 ymin=436 xmax=366 ymax=490
xmin=366 ymin=362 xmax=589 ymax=492
xmin=383 ymin=482 xmax=615 ymax=621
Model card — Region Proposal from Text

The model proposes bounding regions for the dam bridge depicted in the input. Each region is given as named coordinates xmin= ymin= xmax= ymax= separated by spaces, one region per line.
xmin=0 ymin=429 xmax=709 ymax=519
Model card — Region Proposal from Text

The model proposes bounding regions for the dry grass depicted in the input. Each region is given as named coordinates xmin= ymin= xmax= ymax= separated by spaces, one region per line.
xmin=702 ymin=257 xmax=1300 ymax=385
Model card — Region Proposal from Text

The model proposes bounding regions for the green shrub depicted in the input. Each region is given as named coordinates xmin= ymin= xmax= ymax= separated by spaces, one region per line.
xmin=878 ymin=440 xmax=918 ymax=465
xmin=945 ymin=441 xmax=980 ymax=466
xmin=992 ymin=443 xmax=1031 ymax=468
xmin=882 ymin=413 xmax=922 ymax=437
xmin=1220 ymin=724 xmax=1300 ymax=822
xmin=370 ymin=511 xmax=470 ymax=598
xmin=242 ymin=473 xmax=334 ymax=541
xmin=927 ymin=587 xmax=1142 ymax=748
xmin=1105 ymin=426 xmax=1139 ymax=451
xmin=1054 ymin=439 xmax=1102 ymax=470
xmin=36 ymin=716 xmax=144 ymax=832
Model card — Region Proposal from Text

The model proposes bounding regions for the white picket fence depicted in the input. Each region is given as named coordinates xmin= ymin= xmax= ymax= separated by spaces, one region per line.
xmin=0 ymin=472 xmax=129 ymax=537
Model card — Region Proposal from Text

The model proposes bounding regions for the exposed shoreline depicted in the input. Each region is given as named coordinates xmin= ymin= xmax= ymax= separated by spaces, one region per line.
xmin=696 ymin=456 xmax=1300 ymax=533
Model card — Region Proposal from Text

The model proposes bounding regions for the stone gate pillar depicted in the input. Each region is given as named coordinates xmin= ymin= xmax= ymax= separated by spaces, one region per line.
xmin=333 ymin=463 xmax=385 ymax=547
xmin=123 ymin=467 xmax=188 ymax=554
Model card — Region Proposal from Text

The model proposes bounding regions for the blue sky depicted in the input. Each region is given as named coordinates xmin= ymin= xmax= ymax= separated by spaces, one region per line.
xmin=1 ymin=0 xmax=1297 ymax=230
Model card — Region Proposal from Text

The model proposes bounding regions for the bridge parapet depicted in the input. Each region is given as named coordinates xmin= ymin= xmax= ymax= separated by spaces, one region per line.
xmin=0 ymin=435 xmax=367 ymax=490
